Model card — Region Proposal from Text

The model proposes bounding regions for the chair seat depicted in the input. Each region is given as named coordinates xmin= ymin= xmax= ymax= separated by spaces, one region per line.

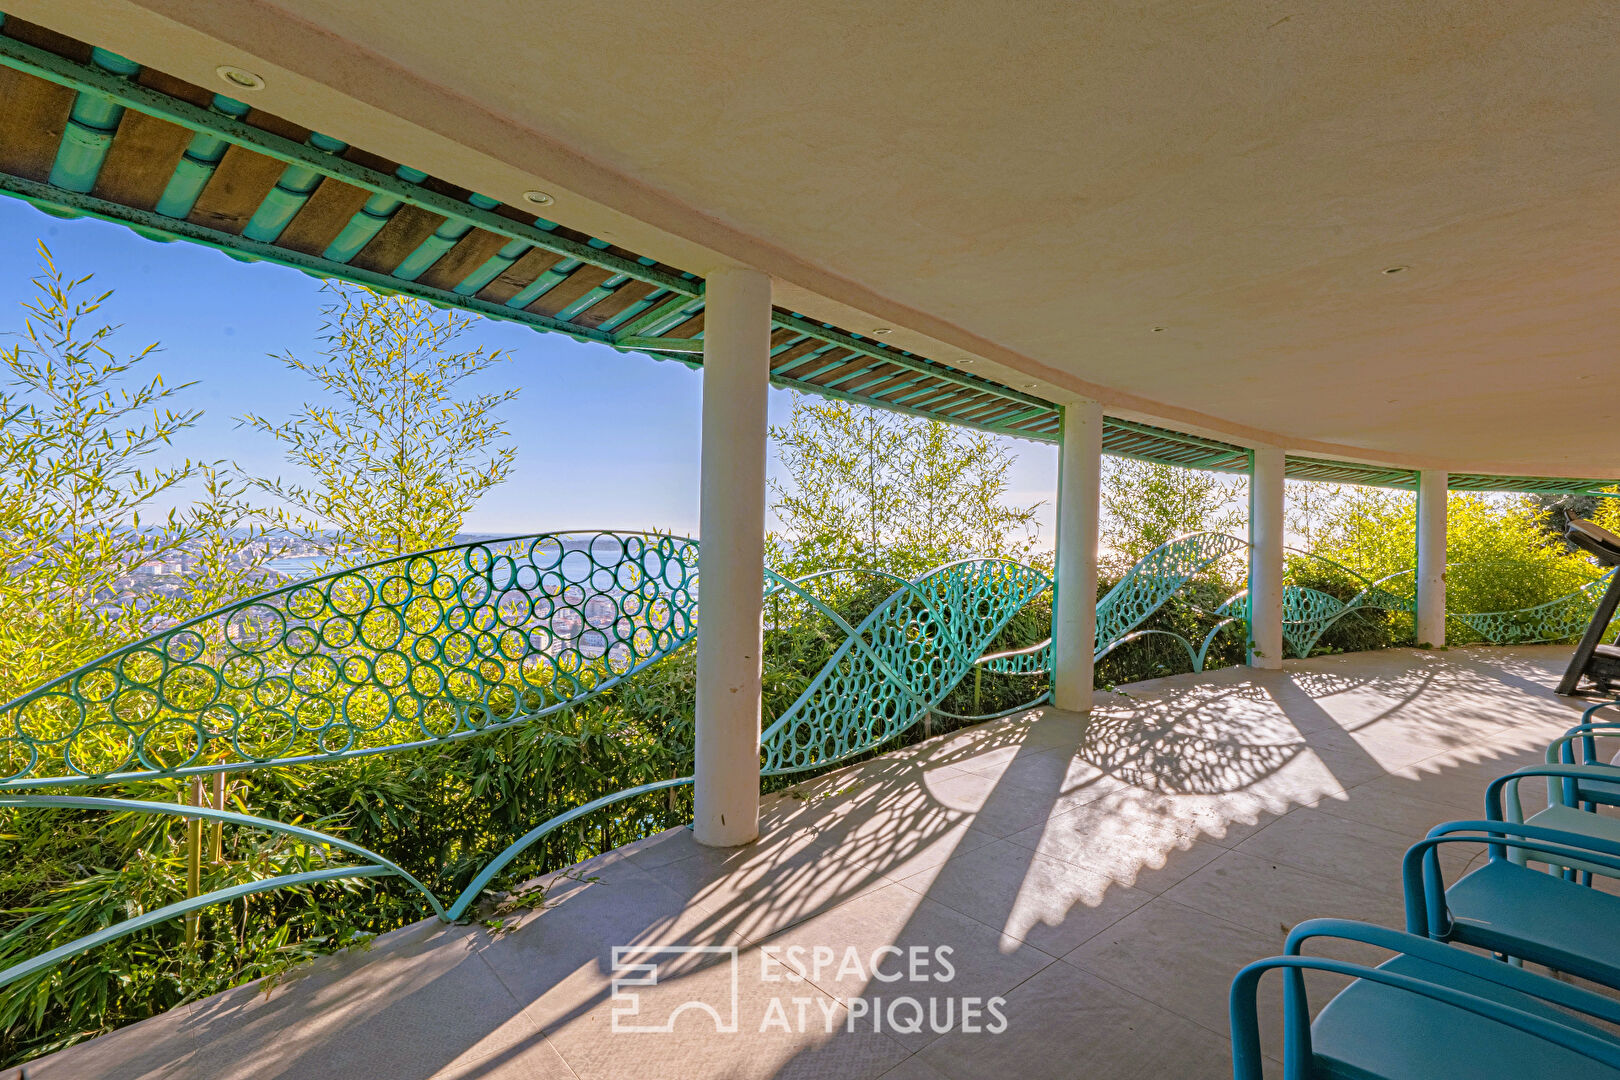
xmin=1312 ymin=953 xmax=1620 ymax=1079
xmin=1523 ymin=803 xmax=1620 ymax=874
xmin=1444 ymin=858 xmax=1620 ymax=988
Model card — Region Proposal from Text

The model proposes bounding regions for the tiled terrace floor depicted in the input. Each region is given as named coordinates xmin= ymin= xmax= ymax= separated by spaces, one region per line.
xmin=14 ymin=645 xmax=1605 ymax=1080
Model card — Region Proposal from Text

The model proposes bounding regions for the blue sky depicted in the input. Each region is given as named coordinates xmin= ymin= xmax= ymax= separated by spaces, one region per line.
xmin=0 ymin=197 xmax=1058 ymax=542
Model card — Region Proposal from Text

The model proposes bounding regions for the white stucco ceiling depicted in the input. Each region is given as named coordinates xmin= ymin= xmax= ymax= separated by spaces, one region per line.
xmin=19 ymin=0 xmax=1620 ymax=475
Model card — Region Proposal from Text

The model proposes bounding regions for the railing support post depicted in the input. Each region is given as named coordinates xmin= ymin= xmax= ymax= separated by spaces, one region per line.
xmin=693 ymin=265 xmax=770 ymax=848
xmin=1416 ymin=470 xmax=1448 ymax=647
xmin=211 ymin=771 xmax=226 ymax=863
xmin=184 ymin=776 xmax=202 ymax=946
xmin=1248 ymin=447 xmax=1285 ymax=669
xmin=1053 ymin=400 xmax=1103 ymax=711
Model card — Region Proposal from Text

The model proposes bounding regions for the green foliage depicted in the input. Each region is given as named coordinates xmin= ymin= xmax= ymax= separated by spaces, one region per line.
xmin=766 ymin=394 xmax=1042 ymax=580
xmin=0 ymin=780 xmax=391 ymax=1063
xmin=1100 ymin=457 xmax=1246 ymax=572
xmin=0 ymin=245 xmax=277 ymax=708
xmin=0 ymin=268 xmax=541 ymax=1067
xmin=240 ymin=285 xmax=519 ymax=567
xmin=1309 ymin=488 xmax=1602 ymax=642
xmin=0 ymin=669 xmax=697 ymax=1065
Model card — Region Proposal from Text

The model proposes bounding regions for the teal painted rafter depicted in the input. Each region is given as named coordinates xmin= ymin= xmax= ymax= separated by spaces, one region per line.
xmin=612 ymin=292 xmax=702 ymax=339
xmin=1449 ymin=472 xmax=1617 ymax=496
xmin=771 ymin=312 xmax=1047 ymax=412
xmin=0 ymin=174 xmax=625 ymax=347
xmin=0 ymin=31 xmax=698 ymax=297
xmin=767 ymin=368 xmax=1049 ymax=442
xmin=617 ymin=335 xmax=704 ymax=354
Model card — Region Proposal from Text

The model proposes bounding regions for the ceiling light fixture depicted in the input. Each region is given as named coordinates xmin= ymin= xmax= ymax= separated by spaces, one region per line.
xmin=1023 ymin=382 xmax=1039 ymax=389
xmin=522 ymin=190 xmax=556 ymax=206
xmin=1382 ymin=265 xmax=1408 ymax=275
xmin=215 ymin=65 xmax=265 ymax=91
xmin=872 ymin=328 xmax=892 ymax=335
xmin=1152 ymin=326 xmax=1166 ymax=333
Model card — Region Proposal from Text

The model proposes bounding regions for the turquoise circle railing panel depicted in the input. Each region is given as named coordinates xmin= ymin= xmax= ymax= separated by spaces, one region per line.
xmin=0 ymin=531 xmax=699 ymax=789
xmin=1449 ymin=570 xmax=1616 ymax=645
xmin=760 ymin=558 xmax=1052 ymax=774
xmin=1096 ymin=531 xmax=1247 ymax=651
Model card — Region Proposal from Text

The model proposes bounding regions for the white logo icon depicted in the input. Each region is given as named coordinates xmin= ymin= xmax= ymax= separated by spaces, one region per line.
xmin=610 ymin=945 xmax=739 ymax=1033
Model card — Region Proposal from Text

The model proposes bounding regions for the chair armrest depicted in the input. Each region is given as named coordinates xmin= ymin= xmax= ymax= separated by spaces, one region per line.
xmin=1229 ymin=953 xmax=1620 ymax=1080
xmin=1286 ymin=917 xmax=1620 ymax=1027
xmin=1401 ymin=820 xmax=1620 ymax=937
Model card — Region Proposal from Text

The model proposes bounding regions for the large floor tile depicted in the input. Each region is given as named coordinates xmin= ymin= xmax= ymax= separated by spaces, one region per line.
xmin=1161 ymin=849 xmax=1406 ymax=938
xmin=910 ymin=962 xmax=1232 ymax=1080
xmin=475 ymin=860 xmax=748 ymax=1032
xmin=540 ymin=950 xmax=910 ymax=1080
xmin=180 ymin=920 xmax=557 ymax=1080
xmin=1063 ymin=898 xmax=1277 ymax=1035
xmin=759 ymin=882 xmax=1057 ymax=1049
xmin=21 ymin=1004 xmax=200 ymax=1080
xmin=893 ymin=839 xmax=1152 ymax=957
xmin=636 ymin=826 xmax=892 ymax=943
xmin=1234 ymin=806 xmax=1418 ymax=887
xmin=1004 ymin=796 xmax=1227 ymax=894
xmin=1308 ymin=782 xmax=1475 ymax=839
xmin=915 ymin=768 xmax=1092 ymax=838
xmin=1061 ymin=896 xmax=1377 ymax=1064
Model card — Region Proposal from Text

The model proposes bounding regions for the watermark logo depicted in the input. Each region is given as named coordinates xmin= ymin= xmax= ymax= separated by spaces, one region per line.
xmin=608 ymin=943 xmax=1007 ymax=1036
xmin=610 ymin=945 xmax=740 ymax=1033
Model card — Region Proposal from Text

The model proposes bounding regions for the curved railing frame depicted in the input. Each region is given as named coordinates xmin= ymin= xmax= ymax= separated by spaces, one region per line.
xmin=1 ymin=529 xmax=702 ymax=791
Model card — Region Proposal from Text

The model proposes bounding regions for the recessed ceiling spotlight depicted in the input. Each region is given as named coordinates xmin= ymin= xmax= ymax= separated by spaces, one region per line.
xmin=1023 ymin=382 xmax=1039 ymax=389
xmin=522 ymin=190 xmax=556 ymax=206
xmin=1382 ymin=265 xmax=1408 ymax=275
xmin=215 ymin=65 xmax=265 ymax=91
xmin=872 ymin=327 xmax=892 ymax=335
xmin=958 ymin=358 xmax=974 ymax=364
xmin=1152 ymin=326 xmax=1166 ymax=332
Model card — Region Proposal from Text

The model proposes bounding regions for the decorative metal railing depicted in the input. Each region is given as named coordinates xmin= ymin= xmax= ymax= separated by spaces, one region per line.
xmin=0 ymin=531 xmax=703 ymax=989
xmin=2 ymin=528 xmax=1615 ymax=988
xmin=759 ymin=559 xmax=1051 ymax=774
xmin=1223 ymin=556 xmax=1417 ymax=662
xmin=2 ymin=532 xmax=700 ymax=789
xmin=1447 ymin=571 xmax=1616 ymax=644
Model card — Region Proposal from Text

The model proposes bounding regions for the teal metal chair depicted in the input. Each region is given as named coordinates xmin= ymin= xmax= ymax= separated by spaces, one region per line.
xmin=1541 ymin=702 xmax=1620 ymax=810
xmin=1401 ymin=817 xmax=1620 ymax=989
xmin=1490 ymin=763 xmax=1620 ymax=881
xmin=1231 ymin=919 xmax=1620 ymax=1079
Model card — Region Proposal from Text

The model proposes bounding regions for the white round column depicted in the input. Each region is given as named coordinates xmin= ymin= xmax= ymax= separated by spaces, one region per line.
xmin=1248 ymin=447 xmax=1286 ymax=670
xmin=1052 ymin=400 xmax=1103 ymax=712
xmin=1416 ymin=470 xmax=1448 ymax=647
xmin=693 ymin=266 xmax=771 ymax=847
